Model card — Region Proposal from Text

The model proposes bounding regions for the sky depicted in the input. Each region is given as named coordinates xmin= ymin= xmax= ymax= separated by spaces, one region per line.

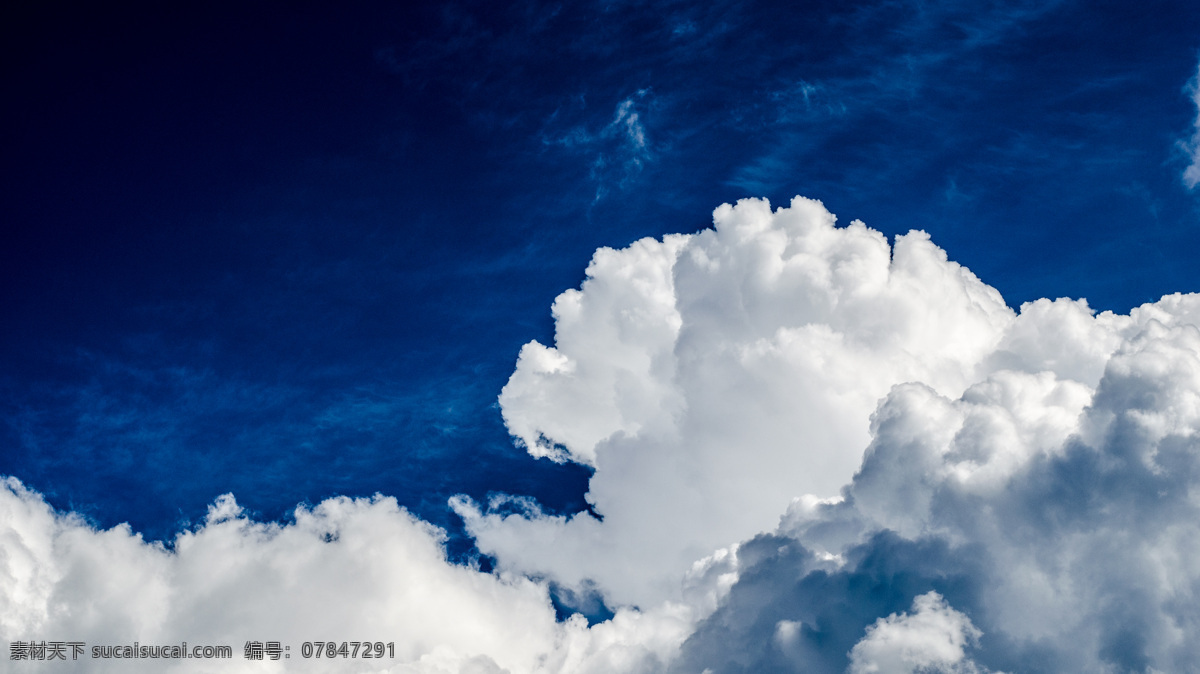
xmin=5 ymin=1 xmax=1200 ymax=672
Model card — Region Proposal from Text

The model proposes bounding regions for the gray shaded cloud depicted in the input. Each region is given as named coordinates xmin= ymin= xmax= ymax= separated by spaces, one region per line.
xmin=672 ymin=310 xmax=1200 ymax=672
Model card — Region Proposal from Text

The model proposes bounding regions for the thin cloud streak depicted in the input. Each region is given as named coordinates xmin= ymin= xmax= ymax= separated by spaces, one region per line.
xmin=1181 ymin=61 xmax=1200 ymax=189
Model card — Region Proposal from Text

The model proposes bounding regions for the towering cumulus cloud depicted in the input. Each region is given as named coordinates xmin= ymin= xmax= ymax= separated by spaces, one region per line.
xmin=5 ymin=196 xmax=1200 ymax=672
xmin=465 ymin=197 xmax=1014 ymax=606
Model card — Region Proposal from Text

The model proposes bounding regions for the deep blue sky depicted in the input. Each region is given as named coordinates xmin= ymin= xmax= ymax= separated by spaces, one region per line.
xmin=4 ymin=0 xmax=1200 ymax=549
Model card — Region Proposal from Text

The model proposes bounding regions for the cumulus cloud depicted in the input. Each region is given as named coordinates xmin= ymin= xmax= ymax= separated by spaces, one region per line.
xmin=480 ymin=196 xmax=1014 ymax=607
xmin=677 ymin=291 xmax=1200 ymax=671
xmin=847 ymin=592 xmax=985 ymax=674
xmin=7 ymin=195 xmax=1200 ymax=672
xmin=483 ymin=195 xmax=1200 ymax=671
xmin=0 ymin=478 xmax=688 ymax=673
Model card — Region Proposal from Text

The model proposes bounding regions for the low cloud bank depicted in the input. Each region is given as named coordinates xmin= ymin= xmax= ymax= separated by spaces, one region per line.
xmin=0 ymin=478 xmax=689 ymax=673
xmin=5 ymin=196 xmax=1200 ymax=672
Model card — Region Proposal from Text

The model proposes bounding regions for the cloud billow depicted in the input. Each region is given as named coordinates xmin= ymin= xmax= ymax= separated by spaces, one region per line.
xmin=477 ymin=196 xmax=1200 ymax=671
xmin=5 ymin=196 xmax=1200 ymax=672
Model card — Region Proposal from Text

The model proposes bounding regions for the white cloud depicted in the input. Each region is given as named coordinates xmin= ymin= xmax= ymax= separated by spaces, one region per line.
xmin=734 ymin=295 xmax=1200 ymax=672
xmin=484 ymin=195 xmax=1200 ymax=671
xmin=847 ymin=592 xmax=986 ymax=674
xmin=499 ymin=234 xmax=689 ymax=463
xmin=481 ymin=196 xmax=1016 ymax=607
xmin=0 ymin=478 xmax=689 ymax=673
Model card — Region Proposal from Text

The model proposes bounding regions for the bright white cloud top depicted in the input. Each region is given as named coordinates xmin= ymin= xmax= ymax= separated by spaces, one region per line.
xmin=846 ymin=592 xmax=983 ymax=674
xmin=477 ymin=197 xmax=1012 ymax=608
xmin=6 ymin=196 xmax=1200 ymax=672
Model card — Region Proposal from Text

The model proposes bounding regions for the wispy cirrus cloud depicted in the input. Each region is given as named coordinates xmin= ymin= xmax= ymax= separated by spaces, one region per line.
xmin=541 ymin=90 xmax=656 ymax=202
xmin=1180 ymin=60 xmax=1200 ymax=189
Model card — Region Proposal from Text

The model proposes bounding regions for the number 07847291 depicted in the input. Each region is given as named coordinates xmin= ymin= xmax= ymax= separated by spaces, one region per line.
xmin=300 ymin=641 xmax=394 ymax=659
